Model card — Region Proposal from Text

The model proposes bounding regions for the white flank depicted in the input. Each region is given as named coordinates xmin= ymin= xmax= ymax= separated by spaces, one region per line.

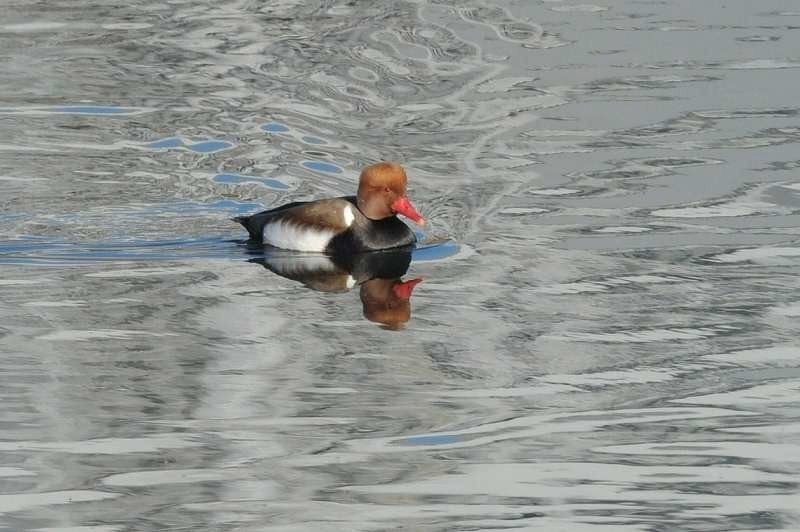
xmin=343 ymin=204 xmax=355 ymax=227
xmin=345 ymin=275 xmax=356 ymax=289
xmin=262 ymin=220 xmax=335 ymax=252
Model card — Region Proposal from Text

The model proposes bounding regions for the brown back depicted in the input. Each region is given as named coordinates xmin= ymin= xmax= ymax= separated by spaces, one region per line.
xmin=277 ymin=198 xmax=355 ymax=233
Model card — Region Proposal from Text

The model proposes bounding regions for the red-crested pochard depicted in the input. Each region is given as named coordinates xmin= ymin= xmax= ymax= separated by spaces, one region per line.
xmin=252 ymin=247 xmax=423 ymax=329
xmin=234 ymin=162 xmax=425 ymax=253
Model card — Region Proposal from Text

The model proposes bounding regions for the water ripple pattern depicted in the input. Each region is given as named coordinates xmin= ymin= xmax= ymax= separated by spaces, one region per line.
xmin=1 ymin=1 xmax=800 ymax=531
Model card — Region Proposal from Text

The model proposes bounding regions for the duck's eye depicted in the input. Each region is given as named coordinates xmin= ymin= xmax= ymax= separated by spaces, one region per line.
xmin=384 ymin=186 xmax=391 ymax=193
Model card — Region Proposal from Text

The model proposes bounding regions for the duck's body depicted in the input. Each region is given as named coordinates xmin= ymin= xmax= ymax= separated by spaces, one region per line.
xmin=234 ymin=196 xmax=416 ymax=254
xmin=234 ymin=162 xmax=425 ymax=253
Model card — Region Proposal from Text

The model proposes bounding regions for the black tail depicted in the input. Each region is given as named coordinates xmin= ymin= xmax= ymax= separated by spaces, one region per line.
xmin=232 ymin=215 xmax=259 ymax=240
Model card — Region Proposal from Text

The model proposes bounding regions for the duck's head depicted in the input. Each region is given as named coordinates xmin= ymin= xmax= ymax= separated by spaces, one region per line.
xmin=356 ymin=162 xmax=425 ymax=225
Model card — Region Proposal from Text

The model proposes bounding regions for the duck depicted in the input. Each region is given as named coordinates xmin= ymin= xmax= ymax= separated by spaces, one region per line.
xmin=251 ymin=247 xmax=423 ymax=329
xmin=234 ymin=162 xmax=425 ymax=254
xmin=360 ymin=275 xmax=423 ymax=330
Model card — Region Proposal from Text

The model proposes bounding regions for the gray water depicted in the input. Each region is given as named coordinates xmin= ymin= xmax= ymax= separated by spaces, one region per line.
xmin=2 ymin=0 xmax=800 ymax=530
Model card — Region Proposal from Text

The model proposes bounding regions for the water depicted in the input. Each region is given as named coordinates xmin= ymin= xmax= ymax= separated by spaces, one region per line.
xmin=2 ymin=0 xmax=800 ymax=530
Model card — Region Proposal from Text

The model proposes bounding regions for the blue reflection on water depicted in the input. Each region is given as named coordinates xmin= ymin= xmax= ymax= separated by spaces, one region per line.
xmin=147 ymin=137 xmax=183 ymax=149
xmin=400 ymin=434 xmax=462 ymax=446
xmin=146 ymin=137 xmax=233 ymax=153
xmin=412 ymin=242 xmax=460 ymax=262
xmin=53 ymin=106 xmax=138 ymax=115
xmin=208 ymin=199 xmax=264 ymax=216
xmin=302 ymin=136 xmax=327 ymax=145
xmin=263 ymin=122 xmax=290 ymax=133
xmin=302 ymin=161 xmax=343 ymax=174
xmin=188 ymin=140 xmax=233 ymax=153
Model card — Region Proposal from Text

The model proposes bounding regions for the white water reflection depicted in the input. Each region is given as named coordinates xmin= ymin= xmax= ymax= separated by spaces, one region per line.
xmin=2 ymin=0 xmax=800 ymax=530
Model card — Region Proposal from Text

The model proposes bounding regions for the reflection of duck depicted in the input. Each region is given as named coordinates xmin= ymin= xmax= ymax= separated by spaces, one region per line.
xmin=234 ymin=162 xmax=425 ymax=254
xmin=360 ymin=276 xmax=422 ymax=330
xmin=251 ymin=247 xmax=422 ymax=329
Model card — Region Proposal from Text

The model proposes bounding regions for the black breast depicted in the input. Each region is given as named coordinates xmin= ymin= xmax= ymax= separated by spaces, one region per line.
xmin=325 ymin=199 xmax=417 ymax=253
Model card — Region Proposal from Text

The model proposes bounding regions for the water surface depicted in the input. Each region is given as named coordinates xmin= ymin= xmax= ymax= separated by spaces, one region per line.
xmin=2 ymin=1 xmax=800 ymax=530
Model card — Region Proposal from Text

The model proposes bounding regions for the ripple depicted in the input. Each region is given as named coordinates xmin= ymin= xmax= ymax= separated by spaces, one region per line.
xmin=709 ymin=246 xmax=800 ymax=263
xmin=545 ymin=326 xmax=724 ymax=343
xmin=52 ymin=106 xmax=141 ymax=115
xmin=727 ymin=59 xmax=800 ymax=70
xmin=0 ymin=105 xmax=152 ymax=116
xmin=262 ymin=122 xmax=290 ymax=133
xmin=145 ymin=137 xmax=183 ymax=149
xmin=429 ymin=382 xmax=582 ymax=397
xmin=550 ymin=4 xmax=609 ymax=12
xmin=0 ymin=21 xmax=68 ymax=32
xmin=476 ymin=76 xmax=540 ymax=93
xmin=301 ymin=160 xmax=343 ymax=174
xmin=457 ymin=4 xmax=568 ymax=48
xmin=498 ymin=207 xmax=549 ymax=215
xmin=343 ymin=406 xmax=753 ymax=453
xmin=0 ymin=434 xmax=202 ymax=454
xmin=597 ymin=440 xmax=800 ymax=462
xmin=359 ymin=47 xmax=410 ymax=76
xmin=145 ymin=137 xmax=234 ymax=153
xmin=101 ymin=22 xmax=153 ymax=30
xmin=735 ymin=35 xmax=781 ymax=43
xmin=102 ymin=468 xmax=278 ymax=488
xmin=213 ymin=173 xmax=291 ymax=190
xmin=705 ymin=344 xmax=800 ymax=368
xmin=84 ymin=267 xmax=199 ymax=278
xmin=572 ymin=156 xmax=724 ymax=181
xmin=537 ymin=273 xmax=690 ymax=295
xmin=0 ymin=235 xmax=250 ymax=265
xmin=0 ymin=490 xmax=119 ymax=515
xmin=0 ymin=175 xmax=48 ymax=182
xmin=0 ymin=467 xmax=34 ymax=477
xmin=545 ymin=368 xmax=679 ymax=386
xmin=770 ymin=302 xmax=800 ymax=317
xmin=401 ymin=434 xmax=462 ymax=446
xmin=677 ymin=379 xmax=800 ymax=408
xmin=652 ymin=201 xmax=785 ymax=218
xmin=38 ymin=329 xmax=180 ymax=341
xmin=23 ymin=300 xmax=87 ymax=307
xmin=0 ymin=279 xmax=48 ymax=286
xmin=342 ymin=461 xmax=790 ymax=502
xmin=36 ymin=527 xmax=123 ymax=532
xmin=529 ymin=187 xmax=581 ymax=196
xmin=188 ymin=140 xmax=233 ymax=153
xmin=593 ymin=226 xmax=652 ymax=233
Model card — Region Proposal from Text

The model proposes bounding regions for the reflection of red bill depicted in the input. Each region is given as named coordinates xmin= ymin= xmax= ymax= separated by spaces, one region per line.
xmin=391 ymin=196 xmax=425 ymax=225
xmin=393 ymin=278 xmax=423 ymax=300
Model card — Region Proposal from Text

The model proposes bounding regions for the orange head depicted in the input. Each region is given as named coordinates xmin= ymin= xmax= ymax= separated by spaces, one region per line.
xmin=356 ymin=162 xmax=425 ymax=225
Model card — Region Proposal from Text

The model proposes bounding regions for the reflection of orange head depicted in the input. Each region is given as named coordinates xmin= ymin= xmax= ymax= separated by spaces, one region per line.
xmin=360 ymin=277 xmax=422 ymax=330
xmin=392 ymin=277 xmax=423 ymax=300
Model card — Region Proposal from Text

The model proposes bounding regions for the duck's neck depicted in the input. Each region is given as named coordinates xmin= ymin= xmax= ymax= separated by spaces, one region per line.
xmin=356 ymin=193 xmax=393 ymax=220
